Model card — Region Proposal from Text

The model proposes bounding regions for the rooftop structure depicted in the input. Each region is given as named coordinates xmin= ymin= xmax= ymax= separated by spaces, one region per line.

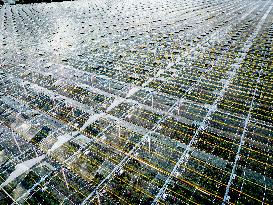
xmin=0 ymin=0 xmax=273 ymax=204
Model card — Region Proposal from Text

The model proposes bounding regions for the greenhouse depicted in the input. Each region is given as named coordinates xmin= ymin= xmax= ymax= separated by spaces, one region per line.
xmin=0 ymin=0 xmax=272 ymax=204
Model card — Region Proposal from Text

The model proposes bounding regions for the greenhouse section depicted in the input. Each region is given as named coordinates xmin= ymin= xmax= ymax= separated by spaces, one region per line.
xmin=0 ymin=0 xmax=273 ymax=204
